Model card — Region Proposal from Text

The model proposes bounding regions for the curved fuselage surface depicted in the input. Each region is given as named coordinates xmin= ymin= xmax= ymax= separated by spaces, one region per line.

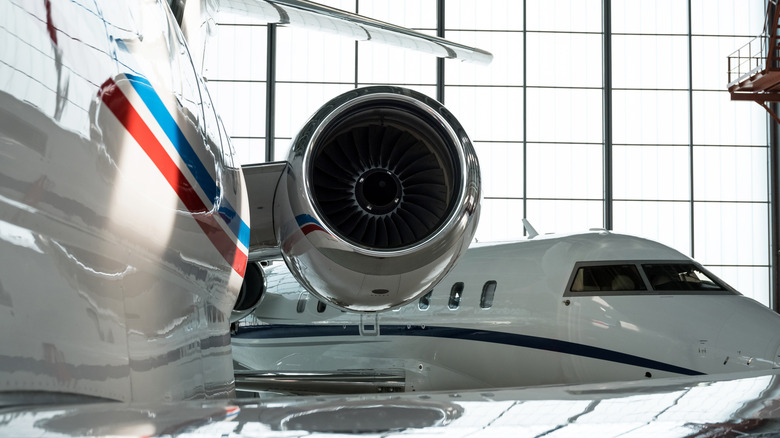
xmin=0 ymin=0 xmax=248 ymax=402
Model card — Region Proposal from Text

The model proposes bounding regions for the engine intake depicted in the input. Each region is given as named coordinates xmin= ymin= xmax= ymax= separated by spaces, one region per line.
xmin=311 ymin=102 xmax=460 ymax=250
xmin=275 ymin=86 xmax=480 ymax=311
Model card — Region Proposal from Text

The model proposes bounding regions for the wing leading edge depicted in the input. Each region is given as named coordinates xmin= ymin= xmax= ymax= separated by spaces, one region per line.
xmin=216 ymin=0 xmax=493 ymax=64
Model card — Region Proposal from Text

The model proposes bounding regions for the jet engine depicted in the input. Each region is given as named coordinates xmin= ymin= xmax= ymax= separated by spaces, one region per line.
xmin=274 ymin=86 xmax=480 ymax=311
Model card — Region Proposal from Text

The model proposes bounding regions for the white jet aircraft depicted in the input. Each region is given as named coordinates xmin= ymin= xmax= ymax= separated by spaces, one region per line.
xmin=3 ymin=0 xmax=780 ymax=436
xmin=232 ymin=228 xmax=780 ymax=393
xmin=0 ymin=0 xmax=483 ymax=405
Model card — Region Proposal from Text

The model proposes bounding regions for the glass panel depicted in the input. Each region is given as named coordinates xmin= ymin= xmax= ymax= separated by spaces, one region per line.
xmin=693 ymin=146 xmax=768 ymax=203
xmin=526 ymin=88 xmax=603 ymax=143
xmin=612 ymin=0 xmax=688 ymax=35
xmin=419 ymin=290 xmax=433 ymax=310
xmin=612 ymin=90 xmax=689 ymax=145
xmin=692 ymin=91 xmax=767 ymax=146
xmin=613 ymin=201 xmax=691 ymax=257
xmin=317 ymin=0 xmax=355 ymax=11
xmin=612 ymin=35 xmax=689 ymax=90
xmin=203 ymin=24 xmax=267 ymax=81
xmin=480 ymin=281 xmax=497 ymax=309
xmin=296 ymin=293 xmax=308 ymax=313
xmin=445 ymin=0 xmax=524 ymax=31
xmin=526 ymin=143 xmax=603 ymax=199
xmin=526 ymin=200 xmax=604 ymax=233
xmin=526 ymin=0 xmax=602 ymax=33
xmin=526 ymin=32 xmax=602 ymax=88
xmin=445 ymin=31 xmax=524 ymax=86
xmin=357 ymin=41 xmax=436 ymax=85
xmin=444 ymin=86 xmax=524 ymax=141
xmin=276 ymin=28 xmax=356 ymax=83
xmin=691 ymin=0 xmax=765 ymax=36
xmin=358 ymin=0 xmax=436 ymax=29
xmin=613 ymin=145 xmax=690 ymax=201
xmin=208 ymin=81 xmax=266 ymax=138
xmin=473 ymin=198 xmax=526 ymax=243
xmin=693 ymin=202 xmax=769 ymax=266
xmin=474 ymin=142 xmax=524 ymax=198
xmin=272 ymin=138 xmax=293 ymax=161
xmin=449 ymin=282 xmax=464 ymax=309
xmin=570 ymin=265 xmax=646 ymax=292
xmin=230 ymin=138 xmax=266 ymax=165
xmin=642 ymin=264 xmax=729 ymax=292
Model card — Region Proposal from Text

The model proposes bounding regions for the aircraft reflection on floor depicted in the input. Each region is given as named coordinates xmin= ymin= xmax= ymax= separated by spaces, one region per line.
xmin=4 ymin=369 xmax=780 ymax=436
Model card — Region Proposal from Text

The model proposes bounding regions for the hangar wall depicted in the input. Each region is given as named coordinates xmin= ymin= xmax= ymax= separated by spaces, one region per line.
xmin=204 ymin=0 xmax=773 ymax=306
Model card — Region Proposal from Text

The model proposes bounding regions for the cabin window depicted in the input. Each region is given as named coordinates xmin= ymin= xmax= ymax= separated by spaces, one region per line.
xmin=570 ymin=264 xmax=646 ymax=292
xmin=296 ymin=293 xmax=308 ymax=313
xmin=317 ymin=300 xmax=327 ymax=313
xmin=418 ymin=290 xmax=433 ymax=310
xmin=643 ymin=264 xmax=728 ymax=292
xmin=480 ymin=281 xmax=497 ymax=309
xmin=448 ymin=282 xmax=464 ymax=309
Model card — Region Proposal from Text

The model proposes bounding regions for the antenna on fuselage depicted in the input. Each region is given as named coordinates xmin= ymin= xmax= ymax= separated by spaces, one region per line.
xmin=522 ymin=218 xmax=539 ymax=239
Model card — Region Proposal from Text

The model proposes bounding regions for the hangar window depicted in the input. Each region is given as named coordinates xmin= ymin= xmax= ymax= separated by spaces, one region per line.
xmin=480 ymin=281 xmax=497 ymax=309
xmin=418 ymin=290 xmax=433 ymax=310
xmin=570 ymin=264 xmax=646 ymax=292
xmin=642 ymin=264 xmax=730 ymax=292
xmin=448 ymin=282 xmax=464 ymax=310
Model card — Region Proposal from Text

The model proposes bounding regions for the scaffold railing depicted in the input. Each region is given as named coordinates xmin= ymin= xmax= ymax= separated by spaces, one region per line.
xmin=727 ymin=35 xmax=768 ymax=87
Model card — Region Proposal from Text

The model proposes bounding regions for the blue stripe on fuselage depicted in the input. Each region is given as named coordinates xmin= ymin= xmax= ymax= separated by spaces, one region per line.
xmin=233 ymin=324 xmax=704 ymax=377
xmin=124 ymin=73 xmax=250 ymax=248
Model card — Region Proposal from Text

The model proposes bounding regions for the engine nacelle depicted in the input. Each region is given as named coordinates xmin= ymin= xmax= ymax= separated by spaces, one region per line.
xmin=275 ymin=86 xmax=480 ymax=311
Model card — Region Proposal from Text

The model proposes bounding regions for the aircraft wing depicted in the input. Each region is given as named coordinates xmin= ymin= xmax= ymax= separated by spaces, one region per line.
xmin=215 ymin=0 xmax=493 ymax=64
xmin=6 ymin=369 xmax=780 ymax=436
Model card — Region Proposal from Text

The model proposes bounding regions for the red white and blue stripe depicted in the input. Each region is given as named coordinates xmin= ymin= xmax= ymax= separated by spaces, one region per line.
xmin=99 ymin=73 xmax=248 ymax=277
xmin=296 ymin=214 xmax=331 ymax=236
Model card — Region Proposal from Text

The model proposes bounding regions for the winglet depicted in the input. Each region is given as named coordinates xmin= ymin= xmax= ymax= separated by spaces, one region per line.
xmin=522 ymin=219 xmax=539 ymax=239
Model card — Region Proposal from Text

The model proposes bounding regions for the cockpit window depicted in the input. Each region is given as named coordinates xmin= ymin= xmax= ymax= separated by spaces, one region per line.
xmin=643 ymin=264 xmax=727 ymax=291
xmin=565 ymin=261 xmax=737 ymax=296
xmin=570 ymin=264 xmax=646 ymax=292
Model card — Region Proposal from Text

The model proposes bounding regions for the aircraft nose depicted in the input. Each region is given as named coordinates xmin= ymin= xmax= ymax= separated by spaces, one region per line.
xmin=713 ymin=298 xmax=780 ymax=371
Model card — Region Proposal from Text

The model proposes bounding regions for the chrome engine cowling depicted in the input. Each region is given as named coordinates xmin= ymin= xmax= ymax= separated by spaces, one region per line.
xmin=275 ymin=86 xmax=480 ymax=311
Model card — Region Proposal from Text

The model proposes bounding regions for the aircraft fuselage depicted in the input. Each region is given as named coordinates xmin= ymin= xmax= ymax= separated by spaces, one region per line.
xmin=0 ymin=0 xmax=248 ymax=402
xmin=233 ymin=232 xmax=780 ymax=391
